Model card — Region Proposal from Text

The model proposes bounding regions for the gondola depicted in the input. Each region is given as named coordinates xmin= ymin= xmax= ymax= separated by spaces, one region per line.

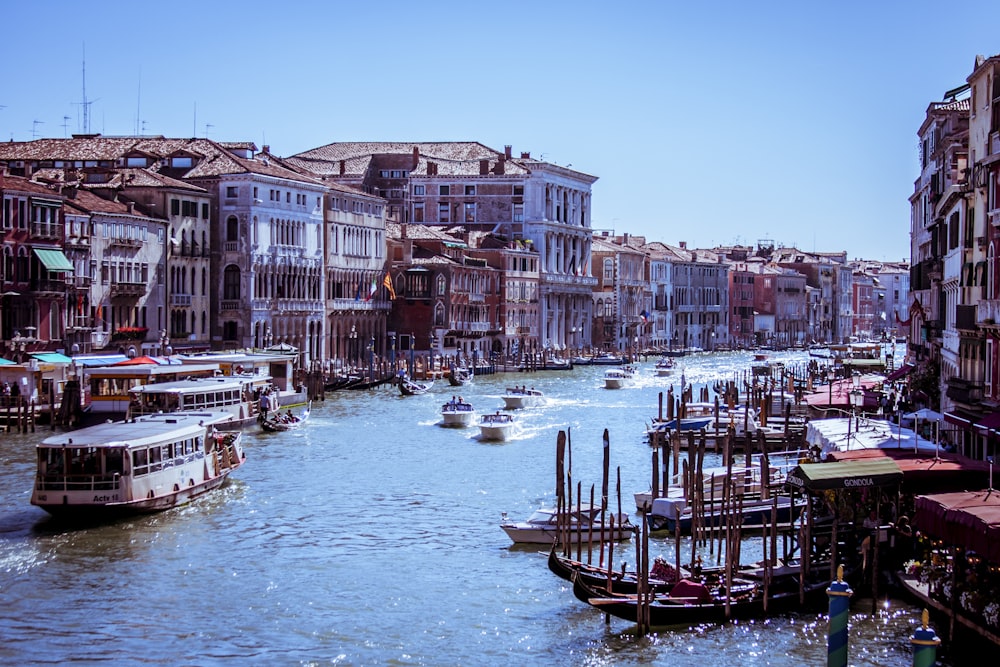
xmin=547 ymin=545 xmax=677 ymax=595
xmin=447 ymin=368 xmax=472 ymax=386
xmin=570 ymin=562 xmax=831 ymax=626
xmin=260 ymin=402 xmax=311 ymax=432
xmin=399 ymin=378 xmax=433 ymax=396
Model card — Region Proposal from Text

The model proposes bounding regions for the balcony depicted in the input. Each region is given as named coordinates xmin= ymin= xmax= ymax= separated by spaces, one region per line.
xmin=220 ymin=300 xmax=241 ymax=311
xmin=171 ymin=293 xmax=193 ymax=307
xmin=979 ymin=299 xmax=1000 ymax=327
xmin=64 ymin=236 xmax=91 ymax=250
xmin=109 ymin=282 xmax=146 ymax=298
xmin=30 ymin=222 xmax=61 ymax=239
xmin=224 ymin=241 xmax=239 ymax=253
xmin=68 ymin=275 xmax=92 ymax=288
xmin=32 ymin=279 xmax=67 ymax=296
xmin=946 ymin=376 xmax=983 ymax=405
xmin=109 ymin=237 xmax=143 ymax=249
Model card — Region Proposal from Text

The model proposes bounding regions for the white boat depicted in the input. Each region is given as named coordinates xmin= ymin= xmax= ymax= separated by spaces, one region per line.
xmin=590 ymin=353 xmax=626 ymax=365
xmin=633 ymin=449 xmax=805 ymax=513
xmin=441 ymin=398 xmax=475 ymax=427
xmin=479 ymin=411 xmax=516 ymax=441
xmin=603 ymin=366 xmax=635 ymax=389
xmin=29 ymin=411 xmax=246 ymax=517
xmin=501 ymin=386 xmax=544 ymax=409
xmin=654 ymin=358 xmax=675 ymax=376
xmin=128 ymin=376 xmax=262 ymax=428
xmin=500 ymin=503 xmax=635 ymax=544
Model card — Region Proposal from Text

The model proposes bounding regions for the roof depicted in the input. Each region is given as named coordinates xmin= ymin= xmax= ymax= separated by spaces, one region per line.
xmin=826 ymin=448 xmax=992 ymax=493
xmin=785 ymin=458 xmax=903 ymax=491
xmin=914 ymin=490 xmax=1000 ymax=562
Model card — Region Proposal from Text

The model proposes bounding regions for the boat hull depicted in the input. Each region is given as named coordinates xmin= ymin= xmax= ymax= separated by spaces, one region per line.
xmin=479 ymin=424 xmax=513 ymax=440
xmin=442 ymin=411 xmax=475 ymax=427
xmin=501 ymin=523 xmax=635 ymax=544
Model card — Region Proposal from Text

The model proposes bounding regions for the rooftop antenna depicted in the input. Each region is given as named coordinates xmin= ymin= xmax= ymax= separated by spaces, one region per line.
xmin=135 ymin=67 xmax=141 ymax=136
xmin=205 ymin=123 xmax=213 ymax=138
xmin=75 ymin=44 xmax=98 ymax=135
xmin=192 ymin=102 xmax=196 ymax=137
xmin=62 ymin=115 xmax=71 ymax=137
xmin=32 ymin=120 xmax=44 ymax=139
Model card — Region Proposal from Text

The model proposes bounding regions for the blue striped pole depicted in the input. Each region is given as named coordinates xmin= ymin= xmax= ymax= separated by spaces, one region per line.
xmin=827 ymin=564 xmax=853 ymax=667
xmin=911 ymin=609 xmax=940 ymax=667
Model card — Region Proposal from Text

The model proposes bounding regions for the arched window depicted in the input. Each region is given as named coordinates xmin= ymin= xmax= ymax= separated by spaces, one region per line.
xmin=223 ymin=265 xmax=241 ymax=300
xmin=437 ymin=274 xmax=446 ymax=297
xmin=226 ymin=215 xmax=239 ymax=243
xmin=434 ymin=302 xmax=446 ymax=327
xmin=603 ymin=258 xmax=614 ymax=282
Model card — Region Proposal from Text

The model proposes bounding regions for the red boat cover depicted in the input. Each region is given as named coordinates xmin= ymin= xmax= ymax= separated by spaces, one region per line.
xmin=668 ymin=579 xmax=712 ymax=604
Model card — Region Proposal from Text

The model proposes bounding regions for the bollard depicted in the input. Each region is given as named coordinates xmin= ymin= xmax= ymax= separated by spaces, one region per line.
xmin=911 ymin=608 xmax=940 ymax=667
xmin=826 ymin=564 xmax=853 ymax=667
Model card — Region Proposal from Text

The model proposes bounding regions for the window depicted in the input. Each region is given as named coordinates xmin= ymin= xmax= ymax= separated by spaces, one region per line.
xmin=223 ymin=265 xmax=241 ymax=300
xmin=171 ymin=157 xmax=192 ymax=168
xmin=170 ymin=199 xmax=180 ymax=216
xmin=413 ymin=185 xmax=425 ymax=196
xmin=439 ymin=185 xmax=450 ymax=196
xmin=513 ymin=185 xmax=524 ymax=196
xmin=201 ymin=203 xmax=209 ymax=219
xmin=226 ymin=186 xmax=238 ymax=198
xmin=465 ymin=185 xmax=476 ymax=196
xmin=438 ymin=203 xmax=450 ymax=223
xmin=413 ymin=203 xmax=424 ymax=223
xmin=513 ymin=204 xmax=524 ymax=222
xmin=464 ymin=203 xmax=476 ymax=223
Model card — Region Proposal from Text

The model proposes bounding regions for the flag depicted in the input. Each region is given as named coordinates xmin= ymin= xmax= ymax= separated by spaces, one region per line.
xmin=640 ymin=310 xmax=649 ymax=323
xmin=383 ymin=271 xmax=396 ymax=300
xmin=77 ymin=294 xmax=84 ymax=314
xmin=364 ymin=276 xmax=378 ymax=301
xmin=95 ymin=303 xmax=103 ymax=322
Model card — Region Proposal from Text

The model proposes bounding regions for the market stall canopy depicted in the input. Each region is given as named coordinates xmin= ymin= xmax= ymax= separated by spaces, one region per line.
xmin=827 ymin=448 xmax=992 ymax=493
xmin=786 ymin=458 xmax=903 ymax=492
xmin=0 ymin=358 xmax=14 ymax=366
xmin=885 ymin=363 xmax=915 ymax=383
xmin=30 ymin=352 xmax=72 ymax=364
xmin=805 ymin=417 xmax=939 ymax=456
xmin=915 ymin=490 xmax=1000 ymax=563
xmin=901 ymin=408 xmax=944 ymax=424
xmin=111 ymin=355 xmax=181 ymax=366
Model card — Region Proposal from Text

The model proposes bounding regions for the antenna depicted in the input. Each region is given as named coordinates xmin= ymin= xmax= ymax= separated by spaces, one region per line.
xmin=205 ymin=123 xmax=213 ymax=138
xmin=81 ymin=44 xmax=90 ymax=134
xmin=62 ymin=115 xmax=71 ymax=137
xmin=135 ymin=67 xmax=141 ymax=136
xmin=32 ymin=120 xmax=44 ymax=139
xmin=192 ymin=102 xmax=197 ymax=137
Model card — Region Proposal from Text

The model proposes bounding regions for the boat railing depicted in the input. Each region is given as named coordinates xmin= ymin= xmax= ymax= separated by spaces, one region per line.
xmin=36 ymin=472 xmax=121 ymax=492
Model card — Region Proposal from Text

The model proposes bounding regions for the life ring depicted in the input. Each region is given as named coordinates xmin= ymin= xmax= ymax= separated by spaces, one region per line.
xmin=235 ymin=365 xmax=244 ymax=374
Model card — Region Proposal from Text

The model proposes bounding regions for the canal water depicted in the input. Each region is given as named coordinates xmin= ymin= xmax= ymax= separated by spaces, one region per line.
xmin=0 ymin=349 xmax=953 ymax=665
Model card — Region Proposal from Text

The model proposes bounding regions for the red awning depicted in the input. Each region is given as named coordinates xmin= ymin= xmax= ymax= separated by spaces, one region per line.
xmin=915 ymin=490 xmax=1000 ymax=563
xmin=885 ymin=363 xmax=915 ymax=383
xmin=976 ymin=412 xmax=1000 ymax=433
xmin=944 ymin=411 xmax=974 ymax=428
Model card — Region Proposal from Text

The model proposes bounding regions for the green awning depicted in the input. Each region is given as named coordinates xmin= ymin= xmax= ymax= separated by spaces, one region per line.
xmin=31 ymin=352 xmax=73 ymax=364
xmin=785 ymin=458 xmax=903 ymax=492
xmin=33 ymin=248 xmax=74 ymax=272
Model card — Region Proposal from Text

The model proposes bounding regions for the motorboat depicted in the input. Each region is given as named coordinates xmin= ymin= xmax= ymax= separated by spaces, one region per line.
xmin=260 ymin=402 xmax=311 ymax=432
xmin=441 ymin=397 xmax=475 ymax=427
xmin=654 ymin=358 xmax=675 ymax=377
xmin=29 ymin=411 xmax=245 ymax=517
xmin=647 ymin=494 xmax=804 ymax=533
xmin=603 ymin=366 xmax=635 ymax=389
xmin=399 ymin=377 xmax=433 ymax=396
xmin=500 ymin=503 xmax=635 ymax=544
xmin=479 ymin=411 xmax=516 ymax=441
xmin=590 ymin=353 xmax=627 ymax=365
xmin=502 ymin=386 xmax=544 ymax=409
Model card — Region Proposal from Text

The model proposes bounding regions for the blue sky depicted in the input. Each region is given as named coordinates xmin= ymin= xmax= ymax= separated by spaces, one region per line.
xmin=3 ymin=1 xmax=999 ymax=261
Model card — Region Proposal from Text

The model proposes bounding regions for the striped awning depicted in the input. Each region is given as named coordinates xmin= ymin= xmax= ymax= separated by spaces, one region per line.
xmin=33 ymin=248 xmax=74 ymax=272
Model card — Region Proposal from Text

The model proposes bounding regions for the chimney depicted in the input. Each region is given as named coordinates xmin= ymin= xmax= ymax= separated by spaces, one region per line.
xmin=428 ymin=162 xmax=437 ymax=176
xmin=262 ymin=145 xmax=270 ymax=154
xmin=479 ymin=159 xmax=489 ymax=175
xmin=520 ymin=151 xmax=531 ymax=159
xmin=126 ymin=201 xmax=135 ymax=214
xmin=412 ymin=146 xmax=419 ymax=169
xmin=339 ymin=160 xmax=346 ymax=176
xmin=401 ymin=223 xmax=407 ymax=239
xmin=679 ymin=241 xmax=687 ymax=249
xmin=504 ymin=145 xmax=512 ymax=159
xmin=496 ymin=156 xmax=505 ymax=175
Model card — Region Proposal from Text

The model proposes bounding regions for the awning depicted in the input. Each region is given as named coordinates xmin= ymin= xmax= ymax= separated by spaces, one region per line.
xmin=72 ymin=354 xmax=129 ymax=367
xmin=0 ymin=358 xmax=14 ymax=366
xmin=915 ymin=490 xmax=1000 ymax=562
xmin=976 ymin=412 xmax=1000 ymax=434
xmin=33 ymin=248 xmax=74 ymax=272
xmin=885 ymin=363 xmax=915 ymax=383
xmin=30 ymin=352 xmax=72 ymax=364
xmin=944 ymin=411 xmax=974 ymax=428
xmin=785 ymin=458 xmax=903 ymax=492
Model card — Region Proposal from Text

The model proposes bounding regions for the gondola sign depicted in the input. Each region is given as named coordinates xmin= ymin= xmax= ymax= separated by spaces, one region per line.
xmin=785 ymin=459 xmax=903 ymax=492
